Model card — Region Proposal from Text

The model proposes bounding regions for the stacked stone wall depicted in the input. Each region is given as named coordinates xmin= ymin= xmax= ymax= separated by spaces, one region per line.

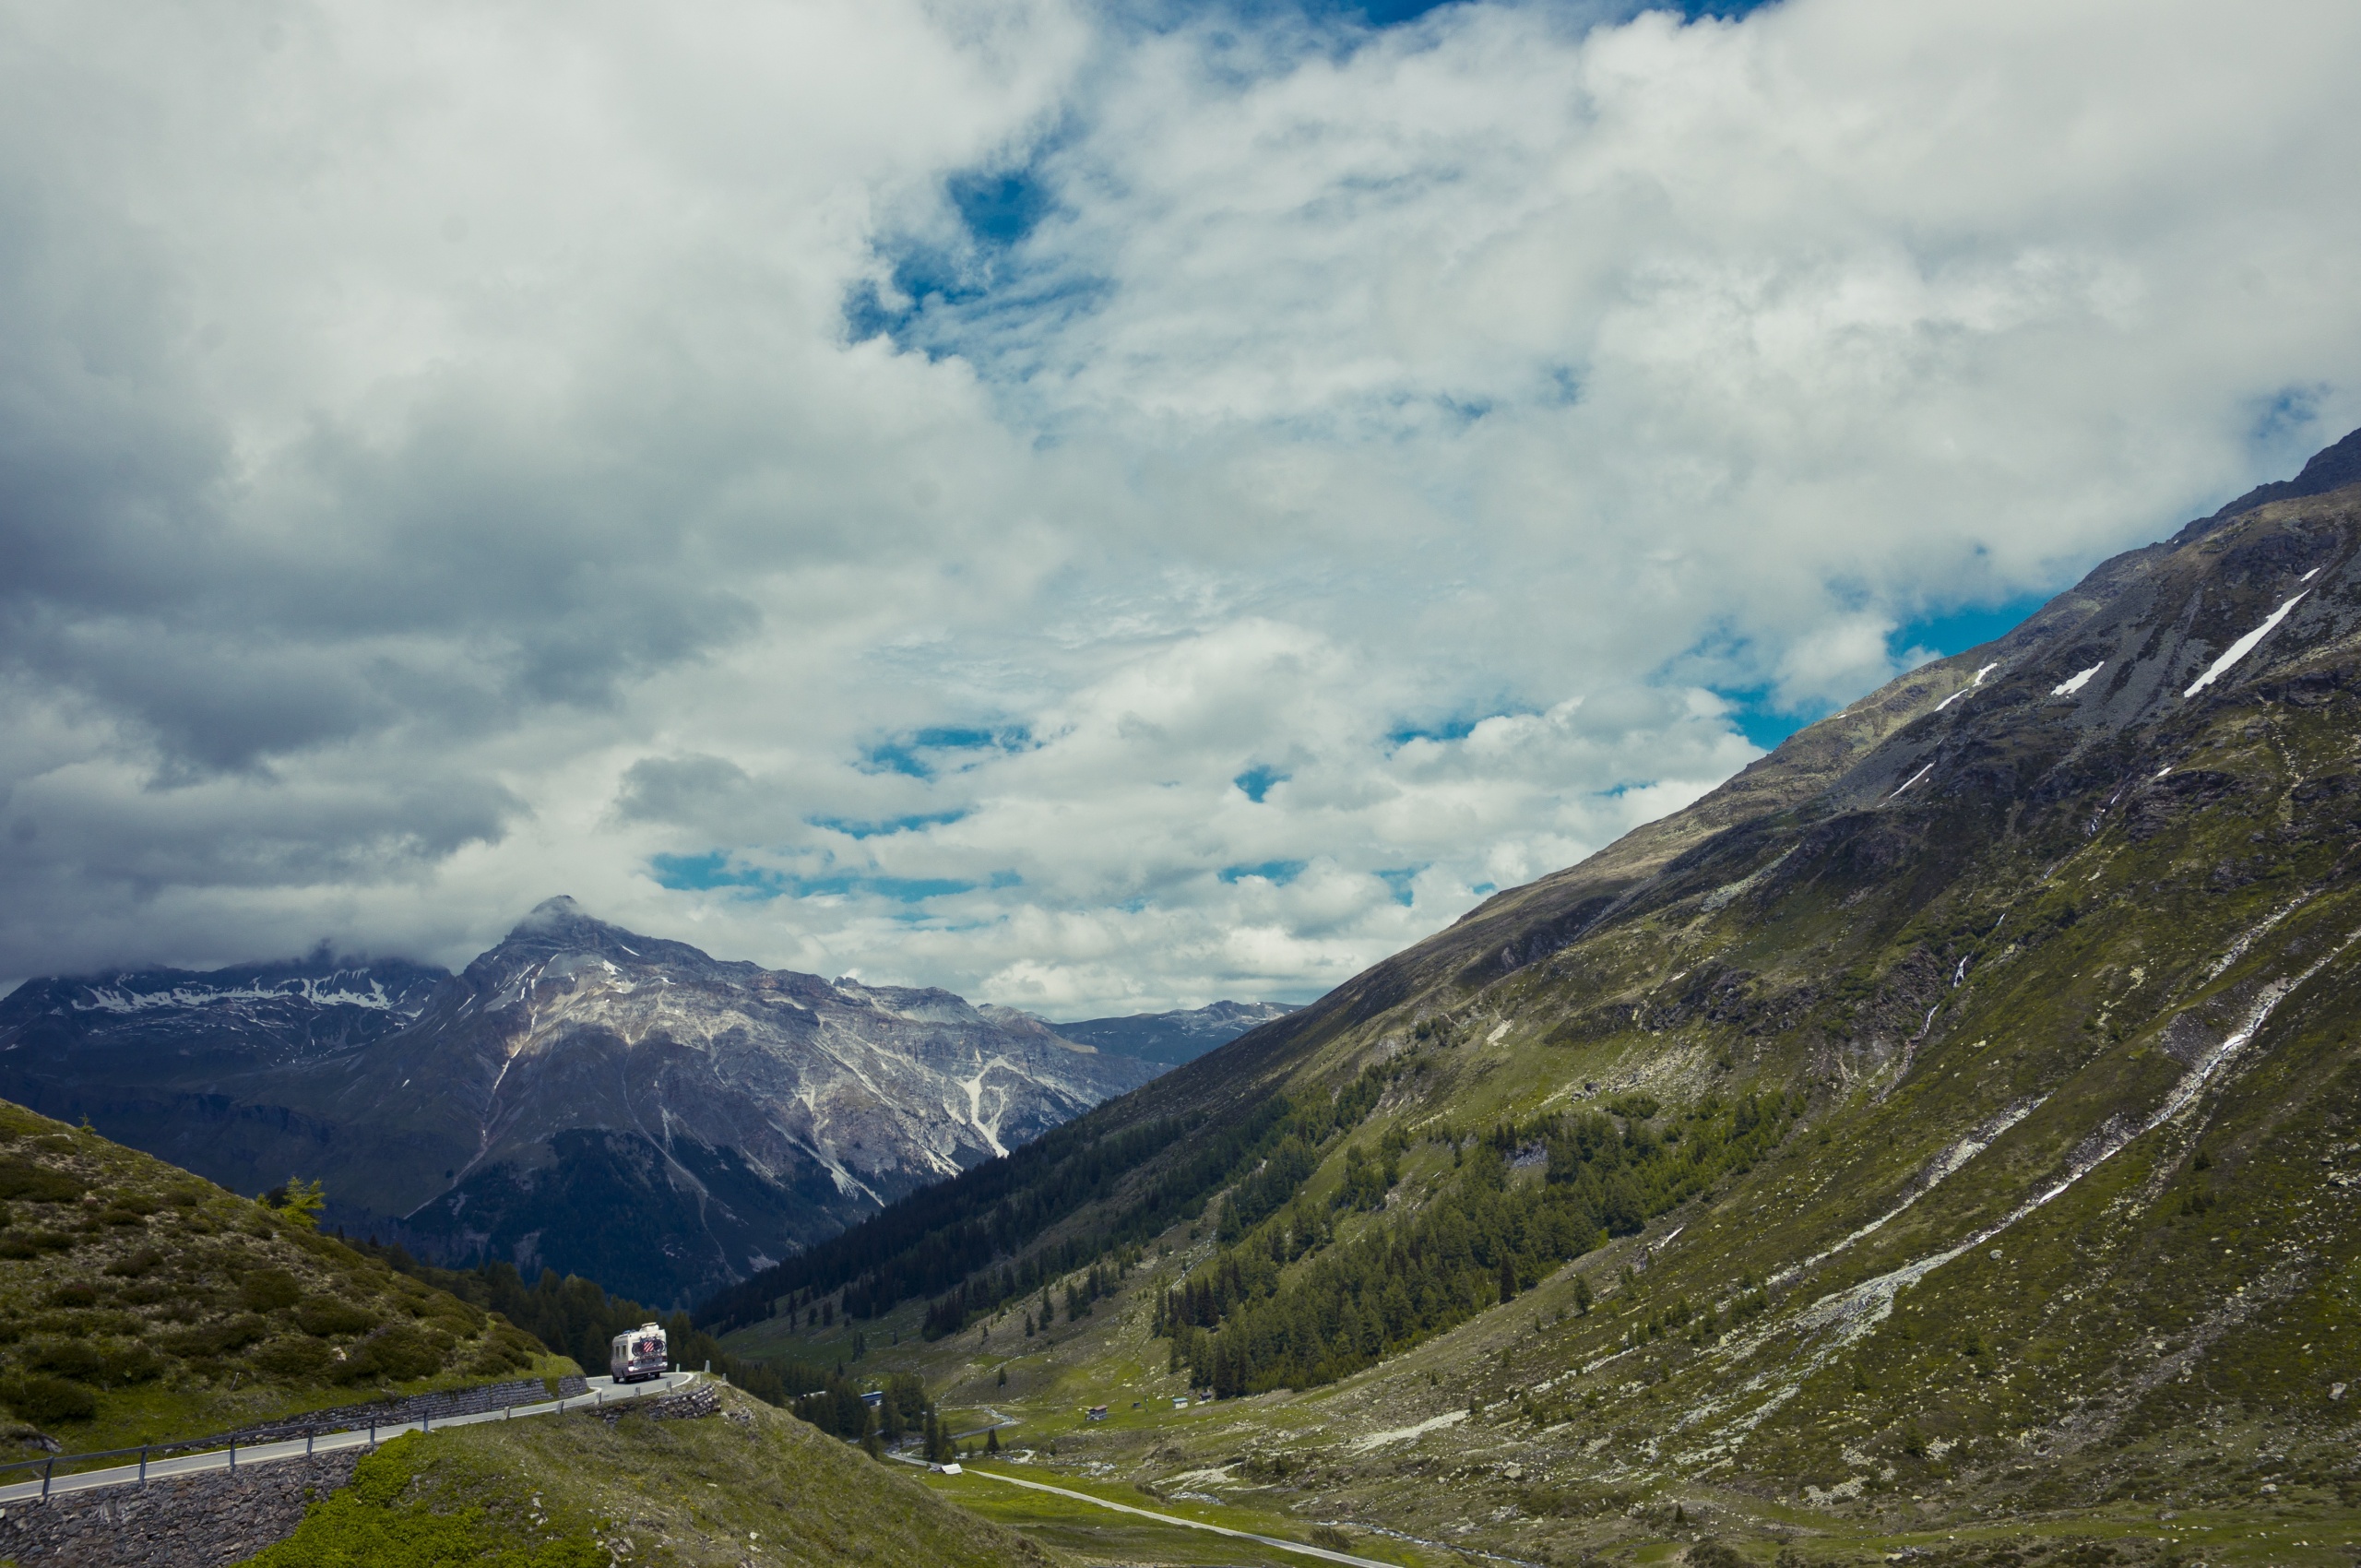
xmin=0 ymin=1450 xmax=359 ymax=1566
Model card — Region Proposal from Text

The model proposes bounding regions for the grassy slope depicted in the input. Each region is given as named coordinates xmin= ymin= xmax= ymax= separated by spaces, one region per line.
xmin=236 ymin=1383 xmax=1044 ymax=1568
xmin=730 ymin=486 xmax=2361 ymax=1565
xmin=0 ymin=1099 xmax=565 ymax=1460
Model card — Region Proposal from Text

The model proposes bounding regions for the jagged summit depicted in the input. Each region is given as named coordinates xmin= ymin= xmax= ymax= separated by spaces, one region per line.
xmin=2200 ymin=421 xmax=2361 ymax=528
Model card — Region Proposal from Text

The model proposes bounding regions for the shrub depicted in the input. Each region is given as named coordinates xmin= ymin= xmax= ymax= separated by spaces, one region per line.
xmin=339 ymin=1325 xmax=444 ymax=1384
xmin=1688 ymin=1543 xmax=1749 ymax=1568
xmin=0 ymin=1373 xmax=95 ymax=1425
xmin=295 ymin=1298 xmax=381 ymax=1336
xmin=253 ymin=1337 xmax=335 ymax=1380
xmin=162 ymin=1314 xmax=270 ymax=1358
xmin=0 ymin=1229 xmax=74 ymax=1258
xmin=239 ymin=1269 xmax=304 ymax=1312
xmin=103 ymin=1248 xmax=162 ymax=1277
xmin=0 ymin=1159 xmax=84 ymax=1204
xmin=47 ymin=1283 xmax=99 ymax=1308
xmin=98 ymin=1345 xmax=165 ymax=1385
xmin=26 ymin=1339 xmax=103 ymax=1379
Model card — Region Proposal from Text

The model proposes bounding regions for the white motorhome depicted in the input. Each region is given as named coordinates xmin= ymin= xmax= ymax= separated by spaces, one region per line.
xmin=610 ymin=1321 xmax=669 ymax=1384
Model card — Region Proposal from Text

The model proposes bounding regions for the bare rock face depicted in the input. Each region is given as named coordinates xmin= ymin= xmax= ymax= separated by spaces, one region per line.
xmin=0 ymin=904 xmax=1159 ymax=1306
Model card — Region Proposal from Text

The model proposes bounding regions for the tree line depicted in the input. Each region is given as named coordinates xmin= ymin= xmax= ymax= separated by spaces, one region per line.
xmin=357 ymin=1242 xmax=796 ymax=1408
xmin=695 ymin=1055 xmax=1418 ymax=1344
xmin=1155 ymin=1089 xmax=1802 ymax=1396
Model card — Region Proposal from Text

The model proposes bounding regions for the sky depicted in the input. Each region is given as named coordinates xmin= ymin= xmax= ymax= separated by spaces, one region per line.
xmin=3 ymin=0 xmax=2358 ymax=1016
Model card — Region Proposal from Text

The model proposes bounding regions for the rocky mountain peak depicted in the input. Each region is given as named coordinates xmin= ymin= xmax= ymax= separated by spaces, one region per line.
xmin=0 ymin=902 xmax=1164 ymax=1307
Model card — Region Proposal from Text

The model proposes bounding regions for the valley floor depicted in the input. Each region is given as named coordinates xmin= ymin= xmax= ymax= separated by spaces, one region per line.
xmin=730 ymin=1224 xmax=2361 ymax=1566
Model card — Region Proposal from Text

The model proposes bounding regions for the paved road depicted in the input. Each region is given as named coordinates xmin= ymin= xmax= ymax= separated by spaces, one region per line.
xmin=0 ymin=1371 xmax=700 ymax=1505
xmin=906 ymin=1457 xmax=1403 ymax=1568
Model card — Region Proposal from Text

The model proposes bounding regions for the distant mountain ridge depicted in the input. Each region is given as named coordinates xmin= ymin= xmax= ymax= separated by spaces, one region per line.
xmin=1049 ymin=1000 xmax=1297 ymax=1065
xmin=0 ymin=900 xmax=1159 ymax=1306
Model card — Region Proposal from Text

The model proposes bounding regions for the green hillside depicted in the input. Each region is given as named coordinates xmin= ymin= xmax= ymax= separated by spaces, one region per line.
xmin=712 ymin=463 xmax=2361 ymax=1562
xmin=0 ymin=1099 xmax=560 ymax=1457
xmin=238 ymin=1382 xmax=1043 ymax=1568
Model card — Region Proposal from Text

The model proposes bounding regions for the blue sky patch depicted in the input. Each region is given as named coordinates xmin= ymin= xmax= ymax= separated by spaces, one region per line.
xmin=649 ymin=852 xmax=787 ymax=897
xmin=1702 ymin=587 xmax=2055 ymax=752
xmin=1386 ymin=713 xmax=1485 ymax=746
xmin=651 ymin=852 xmax=1002 ymax=904
xmin=858 ymin=725 xmax=1031 ymax=778
xmin=1374 ymin=866 xmax=1421 ymax=905
xmin=1233 ymin=764 xmax=1288 ymax=802
xmin=1220 ymin=859 xmax=1308 ymax=885
xmin=808 ymin=811 xmax=967 ymax=839
xmin=1894 ymin=592 xmax=2050 ymax=662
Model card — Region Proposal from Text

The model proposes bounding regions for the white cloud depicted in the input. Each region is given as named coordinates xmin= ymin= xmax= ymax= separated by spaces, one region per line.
xmin=2 ymin=0 xmax=2357 ymax=1010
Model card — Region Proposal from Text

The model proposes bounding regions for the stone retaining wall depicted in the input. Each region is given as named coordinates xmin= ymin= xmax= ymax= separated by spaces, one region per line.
xmin=224 ymin=1372 xmax=591 ymax=1445
xmin=0 ymin=1450 xmax=359 ymax=1566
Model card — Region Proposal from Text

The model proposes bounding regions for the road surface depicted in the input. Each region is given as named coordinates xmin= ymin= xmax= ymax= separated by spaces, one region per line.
xmin=0 ymin=1370 xmax=700 ymax=1505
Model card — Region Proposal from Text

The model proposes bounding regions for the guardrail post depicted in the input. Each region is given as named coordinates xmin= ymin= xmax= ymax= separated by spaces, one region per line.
xmin=42 ymin=1457 xmax=53 ymax=1498
xmin=368 ymin=1420 xmax=375 ymax=1448
xmin=422 ymin=1409 xmax=430 ymax=1433
xmin=306 ymin=1426 xmax=314 ymax=1457
xmin=139 ymin=1445 xmax=148 ymax=1485
xmin=229 ymin=1439 xmax=237 ymax=1473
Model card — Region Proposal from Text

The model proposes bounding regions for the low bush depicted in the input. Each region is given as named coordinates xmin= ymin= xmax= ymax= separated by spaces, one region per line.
xmin=295 ymin=1297 xmax=380 ymax=1336
xmin=338 ymin=1325 xmax=445 ymax=1384
xmin=238 ymin=1269 xmax=304 ymax=1312
xmin=26 ymin=1339 xmax=103 ymax=1379
xmin=97 ymin=1344 xmax=164 ymax=1385
xmin=161 ymin=1313 xmax=270 ymax=1358
xmin=0 ymin=1158 xmax=84 ymax=1204
xmin=0 ymin=1373 xmax=96 ymax=1425
xmin=253 ymin=1337 xmax=336 ymax=1380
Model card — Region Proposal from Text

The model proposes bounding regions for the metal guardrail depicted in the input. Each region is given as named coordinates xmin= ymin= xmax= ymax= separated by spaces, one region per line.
xmin=0 ymin=1372 xmax=696 ymax=1503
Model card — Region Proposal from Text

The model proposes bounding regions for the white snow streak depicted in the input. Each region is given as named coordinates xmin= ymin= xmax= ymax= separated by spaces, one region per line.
xmin=2052 ymin=662 xmax=2104 ymax=697
xmin=1889 ymin=762 xmax=1935 ymax=800
xmin=74 ymin=978 xmax=398 ymax=1013
xmin=1766 ymin=1099 xmax=2044 ymax=1290
xmin=960 ymin=1063 xmax=1011 ymax=1158
xmin=1934 ymin=663 xmax=2000 ymax=714
xmin=1352 ymin=1409 xmax=1466 ymax=1451
xmin=2185 ymin=592 xmax=2308 ymax=696
xmin=1692 ymin=932 xmax=2356 ymax=1450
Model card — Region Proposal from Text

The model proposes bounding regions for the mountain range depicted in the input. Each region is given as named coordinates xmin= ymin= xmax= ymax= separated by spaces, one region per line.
xmin=705 ymin=426 xmax=2361 ymax=1559
xmin=1049 ymin=999 xmax=1297 ymax=1065
xmin=0 ymin=900 xmax=1197 ymax=1305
